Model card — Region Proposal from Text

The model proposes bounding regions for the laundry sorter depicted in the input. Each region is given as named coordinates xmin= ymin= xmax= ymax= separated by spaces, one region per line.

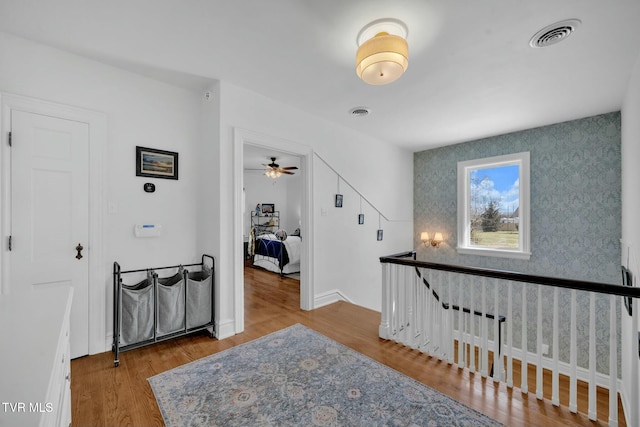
xmin=112 ymin=254 xmax=215 ymax=367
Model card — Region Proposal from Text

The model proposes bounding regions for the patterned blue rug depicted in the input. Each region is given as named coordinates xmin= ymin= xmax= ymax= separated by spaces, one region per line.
xmin=148 ymin=324 xmax=501 ymax=426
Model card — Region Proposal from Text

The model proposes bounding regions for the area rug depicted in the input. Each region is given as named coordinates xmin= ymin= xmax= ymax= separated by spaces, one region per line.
xmin=148 ymin=324 xmax=501 ymax=426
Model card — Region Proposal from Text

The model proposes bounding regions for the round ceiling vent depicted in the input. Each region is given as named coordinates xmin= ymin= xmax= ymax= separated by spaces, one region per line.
xmin=349 ymin=106 xmax=371 ymax=117
xmin=529 ymin=19 xmax=581 ymax=48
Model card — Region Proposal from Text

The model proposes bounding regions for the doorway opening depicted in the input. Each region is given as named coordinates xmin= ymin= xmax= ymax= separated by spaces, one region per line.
xmin=232 ymin=128 xmax=314 ymax=334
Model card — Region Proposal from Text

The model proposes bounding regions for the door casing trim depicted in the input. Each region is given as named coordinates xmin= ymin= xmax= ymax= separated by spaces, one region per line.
xmin=232 ymin=128 xmax=314 ymax=335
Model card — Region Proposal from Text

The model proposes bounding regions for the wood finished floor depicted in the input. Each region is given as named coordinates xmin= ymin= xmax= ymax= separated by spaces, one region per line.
xmin=71 ymin=266 xmax=626 ymax=426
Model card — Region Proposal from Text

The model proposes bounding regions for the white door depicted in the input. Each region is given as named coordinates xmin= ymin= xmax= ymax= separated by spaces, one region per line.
xmin=10 ymin=110 xmax=89 ymax=359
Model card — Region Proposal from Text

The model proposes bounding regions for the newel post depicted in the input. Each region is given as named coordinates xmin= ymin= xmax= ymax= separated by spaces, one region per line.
xmin=379 ymin=262 xmax=391 ymax=339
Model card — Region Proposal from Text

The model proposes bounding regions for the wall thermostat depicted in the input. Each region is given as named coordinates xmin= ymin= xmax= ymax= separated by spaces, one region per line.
xmin=144 ymin=183 xmax=155 ymax=193
xmin=134 ymin=224 xmax=163 ymax=237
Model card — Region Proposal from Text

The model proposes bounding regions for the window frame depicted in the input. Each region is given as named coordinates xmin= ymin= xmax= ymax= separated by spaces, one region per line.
xmin=457 ymin=152 xmax=531 ymax=260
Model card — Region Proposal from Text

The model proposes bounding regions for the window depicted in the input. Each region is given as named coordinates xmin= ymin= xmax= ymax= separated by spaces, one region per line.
xmin=457 ymin=152 xmax=530 ymax=259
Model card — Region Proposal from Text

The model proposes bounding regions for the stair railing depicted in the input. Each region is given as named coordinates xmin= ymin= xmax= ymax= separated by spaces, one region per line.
xmin=380 ymin=251 xmax=640 ymax=426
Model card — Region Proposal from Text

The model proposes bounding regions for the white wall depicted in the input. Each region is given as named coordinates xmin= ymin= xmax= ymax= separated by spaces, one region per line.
xmin=313 ymin=156 xmax=410 ymax=309
xmin=0 ymin=32 xmax=205 ymax=346
xmin=0 ymin=32 xmax=414 ymax=348
xmin=243 ymin=173 xmax=301 ymax=236
xmin=211 ymin=81 xmax=413 ymax=331
xmin=621 ymin=49 xmax=640 ymax=427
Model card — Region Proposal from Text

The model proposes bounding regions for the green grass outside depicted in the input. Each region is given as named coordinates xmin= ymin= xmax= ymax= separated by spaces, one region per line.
xmin=471 ymin=230 xmax=519 ymax=248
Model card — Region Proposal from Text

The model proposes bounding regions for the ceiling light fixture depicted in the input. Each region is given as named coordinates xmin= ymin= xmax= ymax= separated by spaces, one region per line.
xmin=264 ymin=169 xmax=282 ymax=179
xmin=356 ymin=18 xmax=409 ymax=85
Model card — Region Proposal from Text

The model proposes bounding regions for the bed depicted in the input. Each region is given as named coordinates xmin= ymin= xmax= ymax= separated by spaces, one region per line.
xmin=251 ymin=232 xmax=301 ymax=275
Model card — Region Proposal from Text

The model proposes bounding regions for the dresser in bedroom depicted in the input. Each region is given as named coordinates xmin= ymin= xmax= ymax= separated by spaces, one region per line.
xmin=0 ymin=286 xmax=73 ymax=427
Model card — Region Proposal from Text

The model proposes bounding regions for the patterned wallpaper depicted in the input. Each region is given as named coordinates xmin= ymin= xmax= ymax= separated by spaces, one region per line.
xmin=414 ymin=112 xmax=621 ymax=373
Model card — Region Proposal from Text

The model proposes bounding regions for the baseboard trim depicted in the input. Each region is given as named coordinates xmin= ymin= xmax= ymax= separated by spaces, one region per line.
xmin=314 ymin=289 xmax=354 ymax=308
xmin=216 ymin=318 xmax=236 ymax=339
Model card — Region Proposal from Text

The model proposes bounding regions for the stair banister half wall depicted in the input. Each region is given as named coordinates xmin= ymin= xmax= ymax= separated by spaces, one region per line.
xmin=379 ymin=252 xmax=640 ymax=427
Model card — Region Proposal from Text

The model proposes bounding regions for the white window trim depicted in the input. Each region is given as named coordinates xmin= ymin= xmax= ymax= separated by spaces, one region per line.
xmin=457 ymin=152 xmax=531 ymax=260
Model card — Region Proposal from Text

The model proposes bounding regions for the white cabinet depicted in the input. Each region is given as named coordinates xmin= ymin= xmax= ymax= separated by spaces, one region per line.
xmin=0 ymin=286 xmax=73 ymax=427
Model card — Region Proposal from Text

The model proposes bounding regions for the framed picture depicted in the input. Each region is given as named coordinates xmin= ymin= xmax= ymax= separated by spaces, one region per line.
xmin=136 ymin=146 xmax=178 ymax=180
xmin=358 ymin=214 xmax=364 ymax=225
xmin=335 ymin=194 xmax=343 ymax=208
xmin=261 ymin=203 xmax=275 ymax=214
xmin=377 ymin=229 xmax=383 ymax=241
xmin=622 ymin=265 xmax=633 ymax=316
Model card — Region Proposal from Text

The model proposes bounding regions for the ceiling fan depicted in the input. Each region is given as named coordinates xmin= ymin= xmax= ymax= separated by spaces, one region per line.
xmin=261 ymin=157 xmax=298 ymax=178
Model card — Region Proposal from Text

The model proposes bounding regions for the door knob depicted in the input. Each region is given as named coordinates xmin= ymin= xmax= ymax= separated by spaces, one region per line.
xmin=75 ymin=243 xmax=84 ymax=260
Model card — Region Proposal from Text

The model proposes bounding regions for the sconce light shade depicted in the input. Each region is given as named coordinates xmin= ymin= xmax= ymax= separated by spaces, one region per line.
xmin=356 ymin=19 xmax=409 ymax=85
xmin=432 ymin=232 xmax=444 ymax=247
xmin=421 ymin=231 xmax=443 ymax=247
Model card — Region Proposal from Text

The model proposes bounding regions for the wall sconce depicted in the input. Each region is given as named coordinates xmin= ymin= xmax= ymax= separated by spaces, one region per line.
xmin=421 ymin=232 xmax=444 ymax=248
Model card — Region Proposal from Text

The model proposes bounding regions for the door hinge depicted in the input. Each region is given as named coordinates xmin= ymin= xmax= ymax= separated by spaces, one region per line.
xmin=8 ymin=235 xmax=12 ymax=251
xmin=8 ymin=131 xmax=12 ymax=147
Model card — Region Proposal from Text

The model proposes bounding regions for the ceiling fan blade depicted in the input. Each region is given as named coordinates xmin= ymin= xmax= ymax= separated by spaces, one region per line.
xmin=280 ymin=166 xmax=298 ymax=170
xmin=280 ymin=170 xmax=295 ymax=175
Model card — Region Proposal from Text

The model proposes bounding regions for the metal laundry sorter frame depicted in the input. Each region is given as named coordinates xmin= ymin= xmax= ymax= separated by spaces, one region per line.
xmin=112 ymin=254 xmax=215 ymax=367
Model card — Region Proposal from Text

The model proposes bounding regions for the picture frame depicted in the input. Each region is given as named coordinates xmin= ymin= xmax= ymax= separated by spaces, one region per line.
xmin=335 ymin=194 xmax=343 ymax=208
xmin=622 ymin=265 xmax=633 ymax=316
xmin=261 ymin=203 xmax=275 ymax=214
xmin=136 ymin=146 xmax=178 ymax=180
xmin=358 ymin=214 xmax=364 ymax=225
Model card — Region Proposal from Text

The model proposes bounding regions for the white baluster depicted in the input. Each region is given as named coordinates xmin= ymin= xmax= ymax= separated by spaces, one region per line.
xmin=493 ymin=280 xmax=501 ymax=382
xmin=420 ymin=268 xmax=427 ymax=351
xmin=425 ymin=270 xmax=435 ymax=354
xmin=401 ymin=265 xmax=409 ymax=345
xmin=521 ymin=283 xmax=528 ymax=394
xmin=588 ymin=292 xmax=596 ymax=421
xmin=433 ymin=271 xmax=440 ymax=357
xmin=396 ymin=264 xmax=404 ymax=343
xmin=447 ymin=274 xmax=455 ymax=364
xmin=536 ymin=285 xmax=543 ymax=399
xmin=406 ymin=266 xmax=413 ymax=347
xmin=413 ymin=267 xmax=421 ymax=350
xmin=411 ymin=267 xmax=419 ymax=349
xmin=569 ymin=289 xmax=577 ymax=413
xmin=481 ymin=277 xmax=488 ymax=378
xmin=458 ymin=273 xmax=465 ymax=369
xmin=431 ymin=270 xmax=439 ymax=357
xmin=469 ymin=276 xmax=476 ymax=373
xmin=425 ymin=269 xmax=433 ymax=353
xmin=394 ymin=265 xmax=401 ymax=343
xmin=552 ymin=287 xmax=559 ymax=406
xmin=609 ymin=294 xmax=618 ymax=427
xmin=507 ymin=281 xmax=513 ymax=388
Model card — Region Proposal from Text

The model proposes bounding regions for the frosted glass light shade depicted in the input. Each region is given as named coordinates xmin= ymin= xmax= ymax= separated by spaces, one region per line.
xmin=264 ymin=169 xmax=281 ymax=179
xmin=356 ymin=33 xmax=408 ymax=85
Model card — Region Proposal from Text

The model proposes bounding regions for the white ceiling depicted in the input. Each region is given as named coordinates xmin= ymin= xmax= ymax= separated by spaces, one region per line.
xmin=1 ymin=0 xmax=639 ymax=152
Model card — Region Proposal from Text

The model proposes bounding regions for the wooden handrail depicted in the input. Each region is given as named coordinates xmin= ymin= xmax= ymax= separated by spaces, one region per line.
xmin=380 ymin=252 xmax=640 ymax=298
